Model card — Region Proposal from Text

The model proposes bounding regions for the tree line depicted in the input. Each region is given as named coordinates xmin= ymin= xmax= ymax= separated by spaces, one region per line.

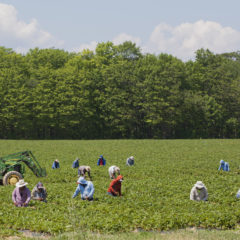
xmin=0 ymin=42 xmax=240 ymax=139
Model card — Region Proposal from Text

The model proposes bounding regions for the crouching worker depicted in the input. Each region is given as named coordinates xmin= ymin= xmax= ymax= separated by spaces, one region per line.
xmin=107 ymin=175 xmax=123 ymax=197
xmin=126 ymin=156 xmax=134 ymax=166
xmin=31 ymin=182 xmax=47 ymax=202
xmin=72 ymin=177 xmax=94 ymax=201
xmin=108 ymin=165 xmax=120 ymax=179
xmin=72 ymin=158 xmax=79 ymax=168
xmin=218 ymin=160 xmax=229 ymax=171
xmin=97 ymin=155 xmax=106 ymax=166
xmin=12 ymin=179 xmax=31 ymax=207
xmin=78 ymin=166 xmax=91 ymax=179
xmin=190 ymin=181 xmax=208 ymax=201
xmin=52 ymin=159 xmax=60 ymax=169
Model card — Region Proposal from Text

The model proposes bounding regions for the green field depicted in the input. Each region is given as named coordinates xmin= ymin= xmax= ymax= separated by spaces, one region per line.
xmin=0 ymin=139 xmax=240 ymax=239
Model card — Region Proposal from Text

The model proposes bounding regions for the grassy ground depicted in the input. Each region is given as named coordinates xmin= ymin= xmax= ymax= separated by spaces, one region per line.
xmin=2 ymin=229 xmax=240 ymax=240
xmin=0 ymin=139 xmax=240 ymax=237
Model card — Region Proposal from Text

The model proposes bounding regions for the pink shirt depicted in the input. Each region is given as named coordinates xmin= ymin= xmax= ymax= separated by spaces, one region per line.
xmin=12 ymin=187 xmax=31 ymax=207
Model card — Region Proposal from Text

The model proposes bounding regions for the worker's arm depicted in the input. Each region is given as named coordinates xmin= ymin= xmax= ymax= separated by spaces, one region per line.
xmin=72 ymin=185 xmax=81 ymax=198
xmin=25 ymin=189 xmax=31 ymax=205
xmin=12 ymin=189 xmax=17 ymax=205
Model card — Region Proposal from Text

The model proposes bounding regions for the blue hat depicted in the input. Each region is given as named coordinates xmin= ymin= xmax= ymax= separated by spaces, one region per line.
xmin=77 ymin=177 xmax=87 ymax=185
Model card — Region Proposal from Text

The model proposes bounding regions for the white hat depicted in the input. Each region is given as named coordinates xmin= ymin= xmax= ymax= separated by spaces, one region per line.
xmin=130 ymin=156 xmax=134 ymax=160
xmin=85 ymin=166 xmax=91 ymax=172
xmin=194 ymin=181 xmax=205 ymax=189
xmin=16 ymin=179 xmax=28 ymax=187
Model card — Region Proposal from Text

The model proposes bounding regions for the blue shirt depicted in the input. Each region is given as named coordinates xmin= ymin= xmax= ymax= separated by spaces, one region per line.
xmin=72 ymin=181 xmax=94 ymax=199
xmin=52 ymin=161 xmax=60 ymax=169
xmin=72 ymin=159 xmax=79 ymax=168
xmin=97 ymin=157 xmax=106 ymax=166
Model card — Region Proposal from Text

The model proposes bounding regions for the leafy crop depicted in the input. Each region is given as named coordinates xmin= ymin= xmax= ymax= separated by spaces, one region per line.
xmin=0 ymin=139 xmax=240 ymax=235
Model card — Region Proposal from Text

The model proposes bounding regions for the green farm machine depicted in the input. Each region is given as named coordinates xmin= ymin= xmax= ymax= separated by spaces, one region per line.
xmin=0 ymin=151 xmax=47 ymax=185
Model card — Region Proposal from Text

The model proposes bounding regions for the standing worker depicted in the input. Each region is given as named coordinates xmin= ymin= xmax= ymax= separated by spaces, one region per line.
xmin=97 ymin=155 xmax=106 ymax=166
xmin=108 ymin=165 xmax=120 ymax=179
xmin=72 ymin=177 xmax=94 ymax=201
xmin=126 ymin=156 xmax=134 ymax=166
xmin=107 ymin=175 xmax=123 ymax=197
xmin=12 ymin=179 xmax=31 ymax=207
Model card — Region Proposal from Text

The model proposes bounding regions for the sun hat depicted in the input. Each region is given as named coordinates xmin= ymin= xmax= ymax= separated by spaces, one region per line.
xmin=194 ymin=181 xmax=205 ymax=189
xmin=77 ymin=177 xmax=87 ymax=185
xmin=86 ymin=166 xmax=91 ymax=172
xmin=16 ymin=179 xmax=28 ymax=187
xmin=130 ymin=156 xmax=134 ymax=160
xmin=220 ymin=159 xmax=225 ymax=164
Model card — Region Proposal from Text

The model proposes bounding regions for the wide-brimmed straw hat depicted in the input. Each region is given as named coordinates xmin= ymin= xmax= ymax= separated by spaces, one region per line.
xmin=194 ymin=181 xmax=205 ymax=189
xmin=130 ymin=156 xmax=134 ymax=160
xmin=16 ymin=179 xmax=28 ymax=188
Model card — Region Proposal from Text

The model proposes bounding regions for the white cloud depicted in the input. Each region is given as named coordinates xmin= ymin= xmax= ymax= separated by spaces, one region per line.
xmin=145 ymin=20 xmax=240 ymax=61
xmin=0 ymin=3 xmax=63 ymax=52
xmin=73 ymin=41 xmax=98 ymax=53
xmin=112 ymin=33 xmax=141 ymax=46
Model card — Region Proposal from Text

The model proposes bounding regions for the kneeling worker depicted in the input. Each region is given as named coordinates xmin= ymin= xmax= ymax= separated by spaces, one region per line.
xmin=72 ymin=177 xmax=94 ymax=201
xmin=12 ymin=179 xmax=31 ymax=207
xmin=31 ymin=182 xmax=47 ymax=202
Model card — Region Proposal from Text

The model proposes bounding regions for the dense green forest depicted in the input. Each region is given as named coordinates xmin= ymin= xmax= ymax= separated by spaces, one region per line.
xmin=0 ymin=42 xmax=240 ymax=139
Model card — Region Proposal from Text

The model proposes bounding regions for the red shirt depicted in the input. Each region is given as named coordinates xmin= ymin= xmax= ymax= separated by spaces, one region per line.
xmin=107 ymin=175 xmax=123 ymax=196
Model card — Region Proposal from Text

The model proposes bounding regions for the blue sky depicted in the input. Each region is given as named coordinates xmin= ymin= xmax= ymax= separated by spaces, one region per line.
xmin=0 ymin=0 xmax=240 ymax=60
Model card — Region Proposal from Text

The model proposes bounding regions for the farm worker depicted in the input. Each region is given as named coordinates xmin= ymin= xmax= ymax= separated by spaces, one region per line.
xmin=12 ymin=179 xmax=31 ymax=207
xmin=52 ymin=159 xmax=60 ymax=169
xmin=224 ymin=162 xmax=230 ymax=171
xmin=72 ymin=177 xmax=94 ymax=201
xmin=126 ymin=156 xmax=134 ymax=166
xmin=190 ymin=181 xmax=208 ymax=201
xmin=97 ymin=155 xmax=106 ymax=166
xmin=107 ymin=175 xmax=123 ymax=197
xmin=108 ymin=165 xmax=120 ymax=179
xmin=218 ymin=160 xmax=229 ymax=171
xmin=218 ymin=160 xmax=225 ymax=170
xmin=72 ymin=157 xmax=79 ymax=168
xmin=78 ymin=166 xmax=91 ymax=179
xmin=236 ymin=189 xmax=240 ymax=199
xmin=31 ymin=182 xmax=47 ymax=202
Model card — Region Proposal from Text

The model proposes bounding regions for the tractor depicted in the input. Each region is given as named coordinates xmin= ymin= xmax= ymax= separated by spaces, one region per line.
xmin=0 ymin=150 xmax=47 ymax=185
